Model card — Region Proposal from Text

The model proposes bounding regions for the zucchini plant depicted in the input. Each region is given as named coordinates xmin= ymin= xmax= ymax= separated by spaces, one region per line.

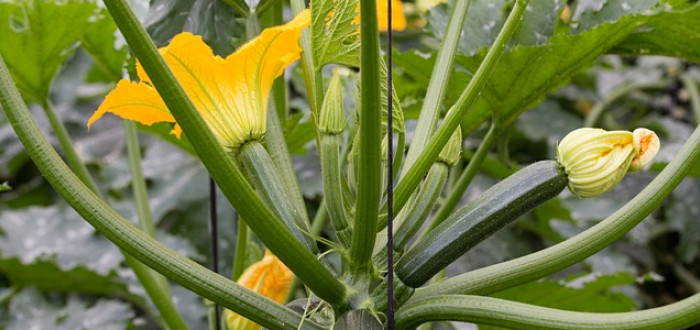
xmin=1 ymin=0 xmax=700 ymax=329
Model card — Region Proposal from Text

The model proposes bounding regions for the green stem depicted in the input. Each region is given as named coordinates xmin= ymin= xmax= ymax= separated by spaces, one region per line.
xmin=395 ymin=294 xmax=700 ymax=330
xmin=311 ymin=199 xmax=329 ymax=237
xmin=680 ymin=74 xmax=700 ymax=124
xmin=395 ymin=163 xmax=448 ymax=253
xmin=237 ymin=141 xmax=319 ymax=255
xmin=584 ymin=80 xmax=671 ymax=127
xmin=320 ymin=134 xmax=353 ymax=248
xmin=290 ymin=0 xmax=322 ymax=116
xmin=266 ymin=95 xmax=310 ymax=226
xmin=43 ymin=91 xmax=184 ymax=329
xmin=124 ymin=121 xmax=187 ymax=329
xmin=393 ymin=132 xmax=405 ymax=181
xmin=388 ymin=0 xmax=529 ymax=224
xmin=428 ymin=124 xmax=497 ymax=231
xmin=0 ymin=286 xmax=18 ymax=305
xmin=283 ymin=200 xmax=330 ymax=303
xmin=41 ymin=99 xmax=99 ymax=194
xmin=401 ymin=0 xmax=472 ymax=176
xmin=411 ymin=118 xmax=700 ymax=300
xmin=0 ymin=54 xmax=323 ymax=330
xmin=350 ymin=0 xmax=383 ymax=272
xmin=220 ymin=0 xmax=250 ymax=16
xmin=266 ymin=0 xmax=288 ymax=123
xmin=232 ymin=217 xmax=249 ymax=281
xmin=124 ymin=254 xmax=189 ymax=330
xmin=374 ymin=163 xmax=448 ymax=267
xmin=674 ymin=264 xmax=700 ymax=293
xmin=124 ymin=121 xmax=156 ymax=237
xmin=254 ymin=0 xmax=280 ymax=16
xmin=101 ymin=0 xmax=349 ymax=311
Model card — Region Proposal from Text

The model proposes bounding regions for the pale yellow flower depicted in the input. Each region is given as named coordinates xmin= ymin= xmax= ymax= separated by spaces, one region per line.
xmin=225 ymin=251 xmax=293 ymax=330
xmin=88 ymin=10 xmax=311 ymax=152
xmin=557 ymin=128 xmax=660 ymax=198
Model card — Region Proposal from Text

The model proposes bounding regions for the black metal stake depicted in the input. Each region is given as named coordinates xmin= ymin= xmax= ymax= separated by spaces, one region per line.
xmin=386 ymin=0 xmax=395 ymax=328
xmin=209 ymin=177 xmax=221 ymax=330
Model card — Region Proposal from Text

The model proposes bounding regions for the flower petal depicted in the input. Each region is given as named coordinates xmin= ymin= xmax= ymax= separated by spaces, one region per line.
xmin=224 ymin=9 xmax=310 ymax=148
xmin=225 ymin=251 xmax=293 ymax=330
xmin=378 ymin=0 xmax=406 ymax=31
xmin=149 ymin=32 xmax=249 ymax=148
xmin=87 ymin=79 xmax=175 ymax=130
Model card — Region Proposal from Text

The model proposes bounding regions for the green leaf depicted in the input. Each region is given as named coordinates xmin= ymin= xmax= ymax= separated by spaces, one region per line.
xmin=515 ymin=1 xmax=566 ymax=45
xmin=0 ymin=258 xmax=142 ymax=303
xmin=572 ymin=0 xmax=657 ymax=32
xmin=284 ymin=112 xmax=316 ymax=154
xmin=0 ymin=181 xmax=11 ymax=191
xmin=80 ymin=8 xmax=127 ymax=82
xmin=144 ymin=0 xmax=241 ymax=56
xmin=393 ymin=49 xmax=471 ymax=118
xmin=667 ymin=178 xmax=700 ymax=262
xmin=522 ymin=197 xmax=574 ymax=242
xmin=425 ymin=0 xmax=506 ymax=56
xmin=610 ymin=2 xmax=700 ymax=62
xmin=6 ymin=288 xmax=133 ymax=330
xmin=454 ymin=4 xmax=698 ymax=135
xmin=0 ymin=0 xmax=96 ymax=101
xmin=489 ymin=272 xmax=637 ymax=313
xmin=0 ymin=206 xmax=123 ymax=274
xmin=311 ymin=0 xmax=359 ymax=68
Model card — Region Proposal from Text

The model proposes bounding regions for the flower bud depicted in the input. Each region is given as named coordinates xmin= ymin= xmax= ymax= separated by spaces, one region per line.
xmin=318 ymin=69 xmax=346 ymax=135
xmin=557 ymin=127 xmax=659 ymax=198
xmin=437 ymin=127 xmax=462 ymax=167
xmin=629 ymin=128 xmax=661 ymax=172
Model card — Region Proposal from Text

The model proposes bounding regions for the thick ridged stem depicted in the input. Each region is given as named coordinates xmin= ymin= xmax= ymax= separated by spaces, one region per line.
xmin=395 ymin=294 xmax=700 ymax=330
xmin=350 ymin=0 xmax=383 ymax=272
xmin=98 ymin=0 xmax=350 ymax=311
xmin=401 ymin=0 xmax=472 ymax=175
xmin=0 ymin=54 xmax=324 ymax=330
xmin=320 ymin=134 xmax=353 ymax=248
xmin=41 ymin=99 xmax=99 ymax=194
xmin=237 ymin=141 xmax=320 ymax=255
xmin=124 ymin=121 xmax=186 ymax=329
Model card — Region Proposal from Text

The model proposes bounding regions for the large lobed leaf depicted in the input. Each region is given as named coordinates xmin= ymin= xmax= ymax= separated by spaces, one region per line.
xmin=311 ymin=0 xmax=360 ymax=68
xmin=460 ymin=3 xmax=700 ymax=135
xmin=0 ymin=0 xmax=97 ymax=101
xmin=422 ymin=1 xmax=700 ymax=136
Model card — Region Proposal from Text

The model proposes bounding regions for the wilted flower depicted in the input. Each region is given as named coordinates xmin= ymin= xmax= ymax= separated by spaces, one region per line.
xmin=225 ymin=251 xmax=293 ymax=330
xmin=557 ymin=128 xmax=660 ymax=198
xmin=88 ymin=10 xmax=311 ymax=152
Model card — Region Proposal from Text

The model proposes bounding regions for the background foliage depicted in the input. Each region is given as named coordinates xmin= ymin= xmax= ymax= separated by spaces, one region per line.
xmin=1 ymin=0 xmax=699 ymax=328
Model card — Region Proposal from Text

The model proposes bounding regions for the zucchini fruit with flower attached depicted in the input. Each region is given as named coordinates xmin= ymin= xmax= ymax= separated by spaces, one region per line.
xmin=394 ymin=127 xmax=660 ymax=289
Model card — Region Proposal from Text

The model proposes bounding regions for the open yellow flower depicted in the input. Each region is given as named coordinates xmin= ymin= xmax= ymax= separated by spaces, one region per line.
xmin=88 ymin=10 xmax=311 ymax=152
xmin=347 ymin=0 xmax=406 ymax=32
xmin=225 ymin=251 xmax=293 ymax=330
xmin=377 ymin=0 xmax=406 ymax=31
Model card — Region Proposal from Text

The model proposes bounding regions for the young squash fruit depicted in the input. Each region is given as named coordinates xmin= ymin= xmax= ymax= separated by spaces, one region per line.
xmin=394 ymin=127 xmax=659 ymax=289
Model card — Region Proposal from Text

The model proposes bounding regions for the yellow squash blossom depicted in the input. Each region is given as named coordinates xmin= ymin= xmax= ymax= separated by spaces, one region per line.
xmin=557 ymin=127 xmax=660 ymax=198
xmin=377 ymin=0 xmax=407 ymax=31
xmin=347 ymin=0 xmax=406 ymax=32
xmin=88 ymin=10 xmax=311 ymax=152
xmin=225 ymin=251 xmax=293 ymax=330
